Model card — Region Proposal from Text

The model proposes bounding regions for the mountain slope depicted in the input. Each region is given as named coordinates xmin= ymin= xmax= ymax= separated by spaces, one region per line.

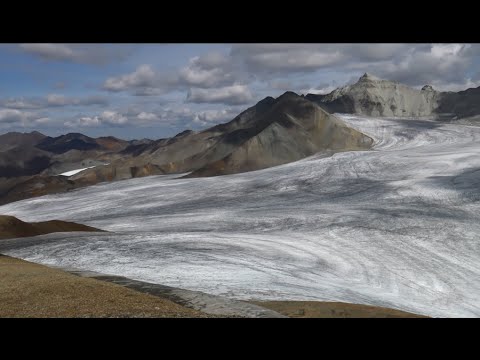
xmin=0 ymin=90 xmax=374 ymax=205
xmin=0 ymin=146 xmax=52 ymax=178
xmin=0 ymin=215 xmax=103 ymax=240
xmin=437 ymin=86 xmax=480 ymax=119
xmin=71 ymin=92 xmax=373 ymax=183
xmin=0 ymin=131 xmax=46 ymax=152
xmin=36 ymin=133 xmax=128 ymax=154
xmin=306 ymin=73 xmax=442 ymax=117
xmin=188 ymin=92 xmax=373 ymax=177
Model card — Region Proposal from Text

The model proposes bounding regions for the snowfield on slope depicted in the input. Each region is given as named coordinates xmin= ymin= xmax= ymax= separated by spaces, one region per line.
xmin=59 ymin=166 xmax=97 ymax=177
xmin=1 ymin=115 xmax=480 ymax=317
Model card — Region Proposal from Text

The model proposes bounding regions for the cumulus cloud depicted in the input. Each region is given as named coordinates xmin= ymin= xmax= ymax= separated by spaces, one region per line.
xmin=100 ymin=111 xmax=128 ymax=125
xmin=0 ymin=95 xmax=108 ymax=109
xmin=19 ymin=44 xmax=132 ymax=65
xmin=46 ymin=94 xmax=108 ymax=107
xmin=46 ymin=94 xmax=73 ymax=106
xmin=192 ymin=108 xmax=238 ymax=126
xmin=342 ymin=44 xmax=410 ymax=62
xmin=0 ymin=98 xmax=44 ymax=110
xmin=187 ymin=85 xmax=253 ymax=105
xmin=65 ymin=111 xmax=128 ymax=128
xmin=299 ymin=84 xmax=339 ymax=95
xmin=230 ymin=44 xmax=346 ymax=73
xmin=228 ymin=43 xmax=480 ymax=91
xmin=33 ymin=117 xmax=54 ymax=125
xmin=8 ymin=43 xmax=480 ymax=137
xmin=0 ymin=109 xmax=26 ymax=124
xmin=103 ymin=65 xmax=159 ymax=92
xmin=103 ymin=52 xmax=239 ymax=96
xmin=0 ymin=109 xmax=51 ymax=128
xmin=137 ymin=112 xmax=160 ymax=122
xmin=65 ymin=116 xmax=101 ymax=128
xmin=177 ymin=52 xmax=235 ymax=88
xmin=230 ymin=44 xmax=411 ymax=74
xmin=368 ymin=44 xmax=473 ymax=89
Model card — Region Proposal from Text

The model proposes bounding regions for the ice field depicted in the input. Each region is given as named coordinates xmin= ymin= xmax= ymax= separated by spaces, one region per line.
xmin=2 ymin=115 xmax=480 ymax=317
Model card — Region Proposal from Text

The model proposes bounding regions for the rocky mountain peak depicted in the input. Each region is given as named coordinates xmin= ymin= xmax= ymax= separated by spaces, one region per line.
xmin=421 ymin=85 xmax=435 ymax=92
xmin=358 ymin=73 xmax=380 ymax=82
xmin=257 ymin=96 xmax=276 ymax=107
xmin=277 ymin=91 xmax=301 ymax=101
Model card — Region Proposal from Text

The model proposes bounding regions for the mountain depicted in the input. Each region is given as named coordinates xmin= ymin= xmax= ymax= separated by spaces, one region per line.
xmin=437 ymin=86 xmax=480 ymax=120
xmin=36 ymin=133 xmax=128 ymax=154
xmin=71 ymin=92 xmax=373 ymax=183
xmin=0 ymin=131 xmax=46 ymax=152
xmin=0 ymin=91 xmax=373 ymax=205
xmin=0 ymin=133 xmax=130 ymax=203
xmin=186 ymin=92 xmax=373 ymax=177
xmin=0 ymin=131 xmax=51 ymax=178
xmin=306 ymin=73 xmax=442 ymax=118
xmin=0 ymin=132 xmax=129 ymax=179
xmin=0 ymin=146 xmax=51 ymax=178
xmin=305 ymin=73 xmax=480 ymax=122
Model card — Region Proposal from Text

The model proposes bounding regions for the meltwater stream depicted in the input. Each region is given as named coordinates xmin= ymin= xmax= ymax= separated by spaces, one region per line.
xmin=1 ymin=115 xmax=480 ymax=317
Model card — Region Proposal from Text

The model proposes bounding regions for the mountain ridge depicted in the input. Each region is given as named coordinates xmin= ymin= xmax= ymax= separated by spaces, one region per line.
xmin=4 ymin=73 xmax=480 ymax=205
xmin=305 ymin=73 xmax=480 ymax=120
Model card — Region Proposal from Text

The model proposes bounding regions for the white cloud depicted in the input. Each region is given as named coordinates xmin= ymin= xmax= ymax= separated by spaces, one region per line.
xmin=33 ymin=117 xmax=54 ymax=124
xmin=192 ymin=109 xmax=238 ymax=126
xmin=103 ymin=65 xmax=158 ymax=92
xmin=65 ymin=116 xmax=101 ymax=128
xmin=137 ymin=112 xmax=159 ymax=122
xmin=178 ymin=52 xmax=234 ymax=88
xmin=19 ymin=44 xmax=132 ymax=65
xmin=103 ymin=52 xmax=238 ymax=96
xmin=0 ymin=109 xmax=26 ymax=123
xmin=228 ymin=43 xmax=480 ymax=91
xmin=1 ymin=94 xmax=108 ymax=109
xmin=430 ymin=44 xmax=468 ymax=58
xmin=300 ymin=85 xmax=338 ymax=95
xmin=0 ymin=98 xmax=43 ymax=110
xmin=370 ymin=44 xmax=473 ymax=88
xmin=65 ymin=111 xmax=127 ymax=128
xmin=100 ymin=111 xmax=128 ymax=125
xmin=231 ymin=44 xmax=346 ymax=72
xmin=20 ymin=44 xmax=75 ymax=61
xmin=249 ymin=50 xmax=343 ymax=71
xmin=46 ymin=94 xmax=70 ymax=106
xmin=187 ymin=85 xmax=253 ymax=105
xmin=0 ymin=109 xmax=50 ymax=128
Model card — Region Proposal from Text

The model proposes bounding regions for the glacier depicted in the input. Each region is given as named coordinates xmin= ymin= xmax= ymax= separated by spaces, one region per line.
xmin=1 ymin=114 xmax=480 ymax=317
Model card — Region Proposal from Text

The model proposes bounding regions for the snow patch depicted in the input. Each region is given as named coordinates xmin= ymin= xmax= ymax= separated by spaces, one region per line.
xmin=59 ymin=166 xmax=97 ymax=177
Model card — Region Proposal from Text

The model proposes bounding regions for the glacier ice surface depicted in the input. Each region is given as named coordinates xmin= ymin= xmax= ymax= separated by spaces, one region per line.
xmin=1 ymin=115 xmax=480 ymax=317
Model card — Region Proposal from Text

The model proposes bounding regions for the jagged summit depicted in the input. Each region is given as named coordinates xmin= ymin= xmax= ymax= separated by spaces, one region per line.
xmin=422 ymin=85 xmax=435 ymax=92
xmin=277 ymin=91 xmax=301 ymax=100
xmin=306 ymin=73 xmax=441 ymax=117
xmin=358 ymin=73 xmax=381 ymax=82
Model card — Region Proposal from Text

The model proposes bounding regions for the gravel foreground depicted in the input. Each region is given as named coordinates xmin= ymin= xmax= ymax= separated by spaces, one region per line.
xmin=251 ymin=301 xmax=428 ymax=318
xmin=0 ymin=254 xmax=210 ymax=318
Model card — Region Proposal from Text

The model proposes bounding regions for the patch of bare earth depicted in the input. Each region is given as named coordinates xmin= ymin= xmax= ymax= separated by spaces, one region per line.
xmin=250 ymin=301 xmax=428 ymax=318
xmin=0 ymin=215 xmax=104 ymax=240
xmin=0 ymin=255 xmax=210 ymax=318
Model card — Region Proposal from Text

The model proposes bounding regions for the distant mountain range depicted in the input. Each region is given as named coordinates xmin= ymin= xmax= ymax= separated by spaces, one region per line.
xmin=2 ymin=73 xmax=480 ymax=205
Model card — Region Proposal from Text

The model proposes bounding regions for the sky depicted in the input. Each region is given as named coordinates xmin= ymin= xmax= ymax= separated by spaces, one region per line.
xmin=1 ymin=43 xmax=479 ymax=140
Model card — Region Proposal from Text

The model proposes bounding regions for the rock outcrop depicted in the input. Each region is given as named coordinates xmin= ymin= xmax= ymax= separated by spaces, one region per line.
xmin=0 ymin=215 xmax=103 ymax=240
xmin=306 ymin=73 xmax=442 ymax=118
